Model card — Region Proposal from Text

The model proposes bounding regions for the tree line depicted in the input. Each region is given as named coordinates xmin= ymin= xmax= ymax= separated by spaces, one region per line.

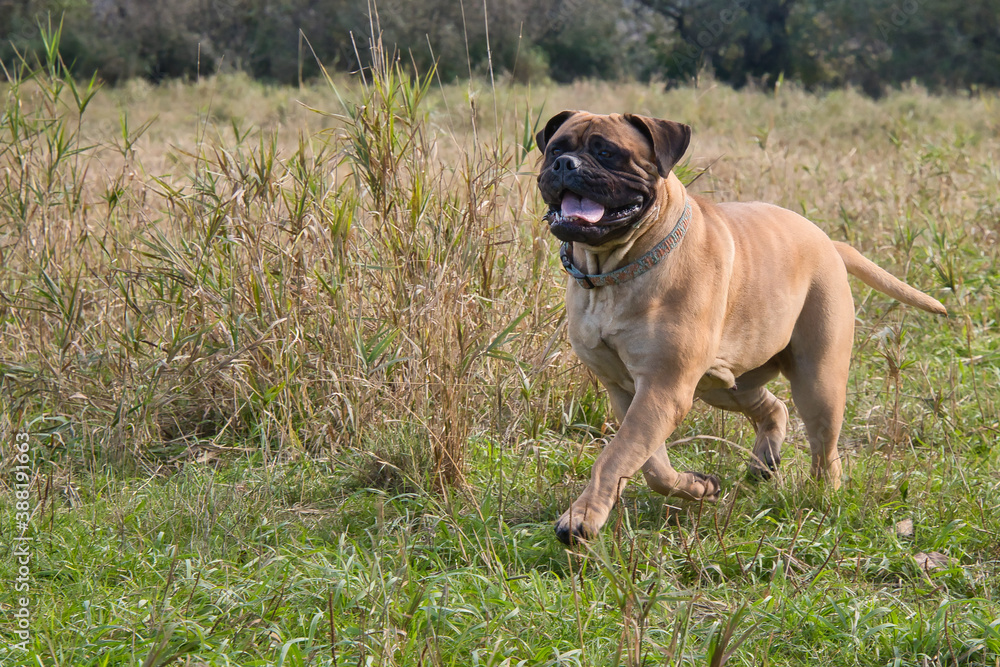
xmin=2 ymin=0 xmax=998 ymax=95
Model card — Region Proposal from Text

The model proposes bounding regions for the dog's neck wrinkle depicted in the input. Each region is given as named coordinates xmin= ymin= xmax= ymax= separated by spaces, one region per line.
xmin=574 ymin=175 xmax=686 ymax=277
xmin=631 ymin=180 xmax=687 ymax=259
xmin=581 ymin=240 xmax=637 ymax=275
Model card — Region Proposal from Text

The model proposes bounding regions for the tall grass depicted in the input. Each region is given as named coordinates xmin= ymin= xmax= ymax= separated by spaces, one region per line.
xmin=1 ymin=24 xmax=574 ymax=488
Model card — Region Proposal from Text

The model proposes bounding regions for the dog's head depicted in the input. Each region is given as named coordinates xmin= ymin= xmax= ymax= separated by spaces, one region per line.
xmin=536 ymin=111 xmax=690 ymax=246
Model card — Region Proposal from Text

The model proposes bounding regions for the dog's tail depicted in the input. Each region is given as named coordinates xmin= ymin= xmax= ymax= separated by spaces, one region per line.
xmin=834 ymin=242 xmax=947 ymax=315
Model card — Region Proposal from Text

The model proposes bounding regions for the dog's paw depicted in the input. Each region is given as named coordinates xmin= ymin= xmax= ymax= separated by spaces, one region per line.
xmin=810 ymin=458 xmax=843 ymax=490
xmin=553 ymin=503 xmax=607 ymax=545
xmin=686 ymin=471 xmax=721 ymax=501
xmin=747 ymin=450 xmax=781 ymax=482
xmin=554 ymin=517 xmax=590 ymax=545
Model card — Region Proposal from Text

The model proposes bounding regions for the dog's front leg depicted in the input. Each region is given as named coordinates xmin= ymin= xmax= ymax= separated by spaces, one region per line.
xmin=555 ymin=382 xmax=710 ymax=544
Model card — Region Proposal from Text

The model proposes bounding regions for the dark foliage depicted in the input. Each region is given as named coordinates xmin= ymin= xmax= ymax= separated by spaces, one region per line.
xmin=2 ymin=0 xmax=999 ymax=94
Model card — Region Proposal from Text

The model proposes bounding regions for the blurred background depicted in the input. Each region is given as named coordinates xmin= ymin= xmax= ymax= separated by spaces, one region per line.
xmin=3 ymin=0 xmax=999 ymax=95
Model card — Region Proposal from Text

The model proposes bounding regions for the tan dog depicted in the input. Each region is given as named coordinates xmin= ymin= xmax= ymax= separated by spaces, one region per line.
xmin=536 ymin=111 xmax=947 ymax=545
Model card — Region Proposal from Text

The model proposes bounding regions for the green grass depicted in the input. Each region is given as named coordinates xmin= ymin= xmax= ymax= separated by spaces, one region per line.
xmin=3 ymin=439 xmax=998 ymax=665
xmin=1 ymin=26 xmax=999 ymax=667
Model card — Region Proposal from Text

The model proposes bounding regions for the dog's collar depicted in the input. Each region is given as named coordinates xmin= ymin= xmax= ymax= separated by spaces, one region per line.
xmin=559 ymin=198 xmax=691 ymax=289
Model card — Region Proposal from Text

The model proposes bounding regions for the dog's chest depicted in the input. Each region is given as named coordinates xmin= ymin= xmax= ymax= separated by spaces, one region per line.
xmin=567 ymin=286 xmax=737 ymax=396
xmin=567 ymin=291 xmax=638 ymax=391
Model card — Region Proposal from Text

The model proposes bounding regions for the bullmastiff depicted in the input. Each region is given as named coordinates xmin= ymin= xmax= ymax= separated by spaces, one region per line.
xmin=536 ymin=110 xmax=947 ymax=545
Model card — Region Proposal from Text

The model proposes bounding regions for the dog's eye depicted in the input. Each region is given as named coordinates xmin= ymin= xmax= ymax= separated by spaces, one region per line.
xmin=550 ymin=148 xmax=562 ymax=156
xmin=597 ymin=149 xmax=612 ymax=158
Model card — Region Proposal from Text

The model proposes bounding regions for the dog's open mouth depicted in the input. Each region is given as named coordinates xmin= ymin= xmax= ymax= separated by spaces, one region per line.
xmin=546 ymin=192 xmax=644 ymax=227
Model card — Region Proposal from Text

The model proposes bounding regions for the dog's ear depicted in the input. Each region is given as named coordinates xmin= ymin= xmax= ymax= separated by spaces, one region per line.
xmin=625 ymin=114 xmax=691 ymax=177
xmin=536 ymin=110 xmax=579 ymax=153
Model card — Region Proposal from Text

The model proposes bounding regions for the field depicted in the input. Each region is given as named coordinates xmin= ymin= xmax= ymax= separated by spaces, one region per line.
xmin=2 ymin=36 xmax=1000 ymax=666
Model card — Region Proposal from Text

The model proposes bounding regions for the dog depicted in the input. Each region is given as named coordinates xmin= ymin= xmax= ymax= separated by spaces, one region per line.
xmin=536 ymin=111 xmax=947 ymax=545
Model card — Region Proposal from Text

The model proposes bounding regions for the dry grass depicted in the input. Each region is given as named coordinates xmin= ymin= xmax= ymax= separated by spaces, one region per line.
xmin=4 ymin=56 xmax=996 ymax=475
xmin=1 ymin=36 xmax=575 ymax=487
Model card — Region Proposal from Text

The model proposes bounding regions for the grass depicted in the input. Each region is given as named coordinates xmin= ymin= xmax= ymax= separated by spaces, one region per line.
xmin=1 ymin=25 xmax=999 ymax=666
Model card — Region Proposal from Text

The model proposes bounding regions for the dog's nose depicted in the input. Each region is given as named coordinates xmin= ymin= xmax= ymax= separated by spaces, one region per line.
xmin=553 ymin=155 xmax=581 ymax=172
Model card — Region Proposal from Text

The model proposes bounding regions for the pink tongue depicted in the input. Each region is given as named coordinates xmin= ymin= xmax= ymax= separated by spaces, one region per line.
xmin=561 ymin=193 xmax=605 ymax=223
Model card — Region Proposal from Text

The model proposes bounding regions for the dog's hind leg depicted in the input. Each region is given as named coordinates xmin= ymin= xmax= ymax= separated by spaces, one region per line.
xmin=785 ymin=365 xmax=848 ymax=489
xmin=782 ymin=280 xmax=855 ymax=489
xmin=702 ymin=386 xmax=788 ymax=479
